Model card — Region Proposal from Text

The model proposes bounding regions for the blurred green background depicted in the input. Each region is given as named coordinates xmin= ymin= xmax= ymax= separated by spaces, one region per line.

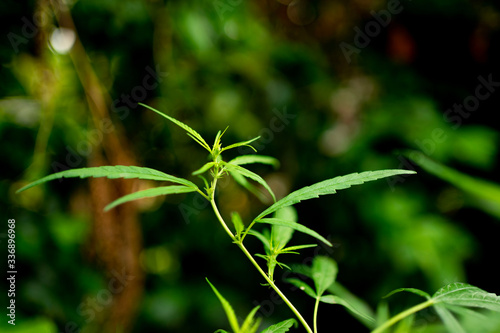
xmin=1 ymin=0 xmax=500 ymax=332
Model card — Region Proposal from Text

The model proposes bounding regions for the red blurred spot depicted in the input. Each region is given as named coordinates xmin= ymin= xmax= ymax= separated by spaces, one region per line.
xmin=387 ymin=24 xmax=416 ymax=64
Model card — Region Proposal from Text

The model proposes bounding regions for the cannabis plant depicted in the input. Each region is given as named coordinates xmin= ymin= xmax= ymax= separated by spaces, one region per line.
xmin=18 ymin=104 xmax=500 ymax=333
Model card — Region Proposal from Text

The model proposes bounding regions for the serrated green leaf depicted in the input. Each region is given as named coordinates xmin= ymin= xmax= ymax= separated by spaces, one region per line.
xmin=286 ymin=278 xmax=317 ymax=298
xmin=231 ymin=212 xmax=245 ymax=238
xmin=104 ymin=185 xmax=197 ymax=211
xmin=254 ymin=169 xmax=416 ymax=220
xmin=16 ymin=165 xmax=197 ymax=193
xmin=384 ymin=288 xmax=431 ymax=300
xmin=260 ymin=318 xmax=297 ymax=333
xmin=228 ymin=155 xmax=280 ymax=169
xmin=221 ymin=136 xmax=260 ymax=153
xmin=373 ymin=283 xmax=500 ymax=333
xmin=320 ymin=295 xmax=376 ymax=325
xmin=241 ymin=306 xmax=261 ymax=333
xmin=225 ymin=163 xmax=276 ymax=202
xmin=432 ymin=283 xmax=500 ymax=312
xmin=192 ymin=162 xmax=216 ymax=175
xmin=206 ymin=279 xmax=240 ymax=332
xmin=312 ymin=256 xmax=337 ymax=296
xmin=257 ymin=218 xmax=332 ymax=247
xmin=139 ymin=103 xmax=211 ymax=152
xmin=434 ymin=304 xmax=466 ymax=333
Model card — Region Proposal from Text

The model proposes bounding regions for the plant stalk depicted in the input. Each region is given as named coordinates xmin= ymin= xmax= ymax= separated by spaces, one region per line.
xmin=313 ymin=297 xmax=320 ymax=333
xmin=209 ymin=196 xmax=313 ymax=333
xmin=371 ymin=299 xmax=434 ymax=333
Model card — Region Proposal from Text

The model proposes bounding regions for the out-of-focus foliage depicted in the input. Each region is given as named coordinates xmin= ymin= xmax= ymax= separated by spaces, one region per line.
xmin=1 ymin=0 xmax=499 ymax=332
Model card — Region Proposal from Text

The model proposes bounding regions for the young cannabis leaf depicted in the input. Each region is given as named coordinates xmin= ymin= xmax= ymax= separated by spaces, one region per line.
xmin=250 ymin=207 xmax=317 ymax=282
xmin=373 ymin=282 xmax=500 ymax=333
xmin=207 ymin=278 xmax=297 ymax=333
xmin=253 ymin=169 xmax=416 ymax=221
xmin=226 ymin=155 xmax=280 ymax=203
xmin=139 ymin=103 xmax=211 ymax=152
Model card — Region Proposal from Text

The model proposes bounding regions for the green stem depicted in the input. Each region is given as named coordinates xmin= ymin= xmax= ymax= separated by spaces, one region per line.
xmin=210 ymin=198 xmax=235 ymax=240
xmin=236 ymin=241 xmax=313 ymax=333
xmin=209 ymin=196 xmax=313 ymax=333
xmin=313 ymin=297 xmax=320 ymax=333
xmin=371 ymin=299 xmax=434 ymax=333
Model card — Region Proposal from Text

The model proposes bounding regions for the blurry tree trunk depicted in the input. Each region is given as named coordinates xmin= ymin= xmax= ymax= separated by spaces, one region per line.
xmin=47 ymin=1 xmax=145 ymax=331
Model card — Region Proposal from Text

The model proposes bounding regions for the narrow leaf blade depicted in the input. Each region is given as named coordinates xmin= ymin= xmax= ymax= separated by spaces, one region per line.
xmin=328 ymin=282 xmax=376 ymax=328
xmin=254 ymin=169 xmax=416 ymax=220
xmin=192 ymin=162 xmax=216 ymax=175
xmin=434 ymin=304 xmax=466 ymax=333
xmin=319 ymin=295 xmax=376 ymax=326
xmin=384 ymin=288 xmax=431 ymax=300
xmin=229 ymin=170 xmax=268 ymax=203
xmin=206 ymin=279 xmax=240 ymax=332
xmin=140 ymin=103 xmax=211 ymax=151
xmin=225 ymin=163 xmax=276 ymax=202
xmin=258 ymin=218 xmax=332 ymax=247
xmin=17 ymin=165 xmax=197 ymax=193
xmin=104 ymin=186 xmax=197 ymax=211
xmin=247 ymin=230 xmax=270 ymax=251
xmin=280 ymin=244 xmax=317 ymax=252
xmin=228 ymin=155 xmax=280 ymax=169
xmin=241 ymin=306 xmax=261 ymax=333
xmin=221 ymin=136 xmax=260 ymax=153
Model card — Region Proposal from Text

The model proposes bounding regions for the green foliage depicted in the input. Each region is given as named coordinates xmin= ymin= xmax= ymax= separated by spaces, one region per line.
xmin=287 ymin=257 xmax=376 ymax=330
xmin=224 ymin=163 xmax=276 ymax=202
xmin=104 ymin=185 xmax=197 ymax=211
xmin=16 ymin=165 xmax=198 ymax=193
xmin=207 ymin=278 xmax=249 ymax=333
xmin=140 ymin=103 xmax=211 ymax=152
xmin=256 ymin=218 xmax=331 ymax=247
xmin=254 ymin=170 xmax=416 ymax=221
xmin=259 ymin=319 xmax=297 ymax=333
xmin=207 ymin=278 xmax=296 ymax=333
xmin=374 ymin=283 xmax=500 ymax=333
xmin=16 ymin=106 xmax=499 ymax=333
